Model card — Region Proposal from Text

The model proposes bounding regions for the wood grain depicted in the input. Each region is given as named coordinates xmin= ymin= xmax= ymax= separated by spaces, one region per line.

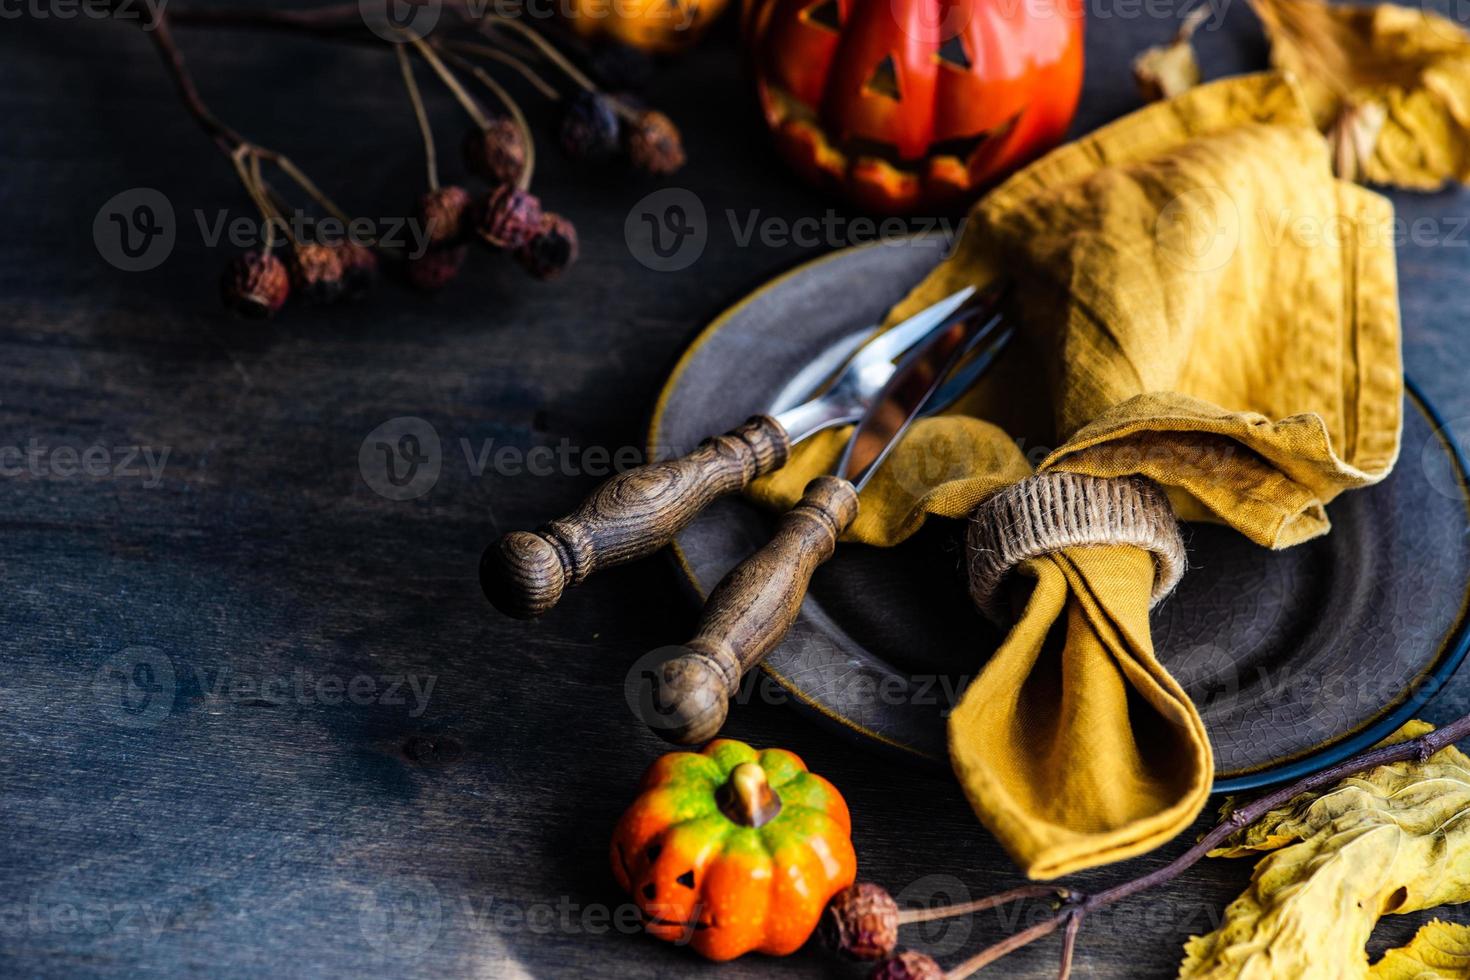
xmin=651 ymin=475 xmax=859 ymax=743
xmin=482 ymin=414 xmax=788 ymax=618
xmin=2 ymin=8 xmax=1468 ymax=980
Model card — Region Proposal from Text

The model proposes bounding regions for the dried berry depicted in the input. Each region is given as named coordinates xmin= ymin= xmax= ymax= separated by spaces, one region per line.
xmin=417 ymin=185 xmax=472 ymax=248
xmin=823 ymin=883 xmax=900 ymax=960
xmin=559 ymin=91 xmax=621 ymax=161
xmin=290 ymin=242 xmax=345 ymax=305
xmin=475 ymin=184 xmax=543 ymax=250
xmin=625 ymin=109 xmax=685 ymax=176
xmin=870 ymin=950 xmax=943 ymax=980
xmin=406 ymin=245 xmax=467 ymax=291
xmin=220 ymin=250 xmax=290 ymax=319
xmin=463 ymin=120 xmax=528 ymax=186
xmin=333 ymin=241 xmax=378 ymax=302
xmin=515 ymin=212 xmax=578 ymax=280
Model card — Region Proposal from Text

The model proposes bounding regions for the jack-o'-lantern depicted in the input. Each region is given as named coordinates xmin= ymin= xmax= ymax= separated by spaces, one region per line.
xmin=744 ymin=0 xmax=1085 ymax=212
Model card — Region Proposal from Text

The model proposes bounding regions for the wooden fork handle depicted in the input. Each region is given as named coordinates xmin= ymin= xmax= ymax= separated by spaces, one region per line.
xmin=646 ymin=475 xmax=860 ymax=744
xmin=481 ymin=415 xmax=790 ymax=619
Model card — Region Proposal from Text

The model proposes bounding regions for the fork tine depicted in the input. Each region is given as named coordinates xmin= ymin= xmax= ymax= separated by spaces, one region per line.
xmin=844 ymin=285 xmax=977 ymax=369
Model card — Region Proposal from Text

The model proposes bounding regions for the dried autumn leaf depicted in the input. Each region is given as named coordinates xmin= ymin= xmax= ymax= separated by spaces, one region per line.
xmin=1133 ymin=7 xmax=1210 ymax=103
xmin=1179 ymin=720 xmax=1470 ymax=978
xmin=1370 ymin=920 xmax=1470 ymax=979
xmin=1251 ymin=0 xmax=1470 ymax=188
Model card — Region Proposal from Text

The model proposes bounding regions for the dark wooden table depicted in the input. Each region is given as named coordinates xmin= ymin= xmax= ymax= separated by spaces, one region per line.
xmin=5 ymin=3 xmax=1470 ymax=976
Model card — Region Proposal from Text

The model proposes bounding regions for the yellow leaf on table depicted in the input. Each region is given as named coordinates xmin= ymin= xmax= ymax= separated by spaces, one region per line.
xmin=1179 ymin=721 xmax=1470 ymax=978
xmin=1253 ymin=0 xmax=1470 ymax=188
xmin=1371 ymin=921 xmax=1470 ymax=979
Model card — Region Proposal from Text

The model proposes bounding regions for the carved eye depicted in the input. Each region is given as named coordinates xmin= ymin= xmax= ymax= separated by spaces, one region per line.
xmin=676 ymin=870 xmax=695 ymax=889
xmin=936 ymin=32 xmax=972 ymax=71
xmin=800 ymin=0 xmax=841 ymax=31
xmin=863 ymin=54 xmax=902 ymax=100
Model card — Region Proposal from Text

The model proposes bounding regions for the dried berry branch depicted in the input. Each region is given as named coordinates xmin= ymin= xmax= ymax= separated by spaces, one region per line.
xmin=444 ymin=40 xmax=560 ymax=102
xmin=396 ymin=44 xmax=440 ymax=192
xmin=860 ymin=711 xmax=1470 ymax=979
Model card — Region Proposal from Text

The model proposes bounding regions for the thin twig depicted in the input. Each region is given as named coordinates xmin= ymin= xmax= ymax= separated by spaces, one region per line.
xmin=443 ymin=39 xmax=560 ymax=101
xmin=407 ymin=33 xmax=492 ymax=130
xmin=436 ymin=44 xmax=536 ymax=189
xmin=479 ymin=14 xmax=599 ymax=95
xmin=897 ymin=885 xmax=1067 ymax=926
xmin=396 ymin=44 xmax=439 ymax=191
xmin=1056 ymin=910 xmax=1081 ymax=980
xmin=143 ymin=8 xmax=245 ymax=153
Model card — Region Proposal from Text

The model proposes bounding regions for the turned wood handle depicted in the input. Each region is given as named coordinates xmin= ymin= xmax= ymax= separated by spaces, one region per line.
xmin=481 ymin=415 xmax=790 ymax=619
xmin=646 ymin=475 xmax=860 ymax=744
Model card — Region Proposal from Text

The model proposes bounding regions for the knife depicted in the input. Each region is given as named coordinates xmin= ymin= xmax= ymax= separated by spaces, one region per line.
xmin=482 ymin=286 xmax=999 ymax=619
xmin=643 ymin=295 xmax=1010 ymax=744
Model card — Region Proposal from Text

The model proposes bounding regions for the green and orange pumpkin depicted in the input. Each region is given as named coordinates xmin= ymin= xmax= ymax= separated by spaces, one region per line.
xmin=611 ymin=739 xmax=857 ymax=961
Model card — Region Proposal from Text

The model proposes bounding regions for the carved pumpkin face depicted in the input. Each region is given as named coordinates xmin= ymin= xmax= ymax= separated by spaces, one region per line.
xmin=745 ymin=0 xmax=1085 ymax=211
xmin=610 ymin=739 xmax=856 ymax=961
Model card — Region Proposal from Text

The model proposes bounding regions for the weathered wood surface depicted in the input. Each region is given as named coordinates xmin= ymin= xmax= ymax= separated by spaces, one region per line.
xmin=2 ymin=4 xmax=1469 ymax=977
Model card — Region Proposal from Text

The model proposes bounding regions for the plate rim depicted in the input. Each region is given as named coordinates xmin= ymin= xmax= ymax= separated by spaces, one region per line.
xmin=646 ymin=240 xmax=1470 ymax=793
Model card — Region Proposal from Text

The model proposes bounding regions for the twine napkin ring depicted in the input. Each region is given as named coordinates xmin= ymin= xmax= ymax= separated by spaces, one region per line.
xmin=967 ymin=472 xmax=1185 ymax=623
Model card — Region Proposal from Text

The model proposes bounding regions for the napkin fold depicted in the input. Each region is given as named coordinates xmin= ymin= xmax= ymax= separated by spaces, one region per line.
xmin=750 ymin=73 xmax=1403 ymax=878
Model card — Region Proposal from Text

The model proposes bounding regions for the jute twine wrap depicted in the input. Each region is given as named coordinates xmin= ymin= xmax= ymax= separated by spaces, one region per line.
xmin=967 ymin=473 xmax=1186 ymax=623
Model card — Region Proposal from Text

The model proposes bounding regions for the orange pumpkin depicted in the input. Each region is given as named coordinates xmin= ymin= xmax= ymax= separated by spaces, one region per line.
xmin=610 ymin=739 xmax=857 ymax=961
xmin=565 ymin=0 xmax=730 ymax=53
xmin=744 ymin=0 xmax=1085 ymax=212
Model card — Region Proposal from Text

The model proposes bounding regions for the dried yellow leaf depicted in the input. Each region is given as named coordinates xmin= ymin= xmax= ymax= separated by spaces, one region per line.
xmin=1133 ymin=8 xmax=1210 ymax=103
xmin=1179 ymin=721 xmax=1470 ymax=979
xmin=1252 ymin=0 xmax=1470 ymax=188
xmin=1370 ymin=920 xmax=1470 ymax=979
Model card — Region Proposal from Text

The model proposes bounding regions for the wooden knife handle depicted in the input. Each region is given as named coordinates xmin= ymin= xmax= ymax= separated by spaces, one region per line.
xmin=481 ymin=415 xmax=790 ymax=619
xmin=646 ymin=475 xmax=859 ymax=744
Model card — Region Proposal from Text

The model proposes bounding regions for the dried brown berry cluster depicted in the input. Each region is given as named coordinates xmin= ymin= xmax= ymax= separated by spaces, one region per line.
xmin=179 ymin=12 xmax=682 ymax=319
xmin=221 ymin=241 xmax=379 ymax=318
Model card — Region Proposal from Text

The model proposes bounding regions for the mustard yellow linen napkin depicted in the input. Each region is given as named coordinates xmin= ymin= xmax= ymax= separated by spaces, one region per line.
xmin=749 ymin=73 xmax=1403 ymax=878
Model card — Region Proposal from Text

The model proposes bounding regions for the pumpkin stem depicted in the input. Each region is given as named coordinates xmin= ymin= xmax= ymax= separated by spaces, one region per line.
xmin=719 ymin=762 xmax=782 ymax=828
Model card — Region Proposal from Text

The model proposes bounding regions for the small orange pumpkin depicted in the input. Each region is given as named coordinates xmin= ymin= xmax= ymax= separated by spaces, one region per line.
xmin=565 ymin=0 xmax=730 ymax=53
xmin=610 ymin=739 xmax=857 ymax=961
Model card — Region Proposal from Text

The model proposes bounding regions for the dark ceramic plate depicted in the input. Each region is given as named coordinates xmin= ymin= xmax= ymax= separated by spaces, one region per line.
xmin=648 ymin=237 xmax=1470 ymax=791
